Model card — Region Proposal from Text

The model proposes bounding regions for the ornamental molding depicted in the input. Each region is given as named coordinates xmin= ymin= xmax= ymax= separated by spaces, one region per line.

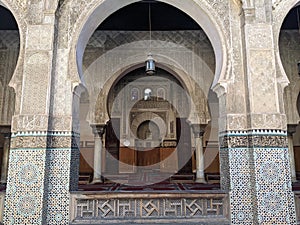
xmin=10 ymin=132 xmax=79 ymax=149
xmin=219 ymin=130 xmax=288 ymax=148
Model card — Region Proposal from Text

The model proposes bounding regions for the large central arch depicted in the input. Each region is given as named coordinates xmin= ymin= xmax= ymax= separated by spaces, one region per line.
xmin=71 ymin=0 xmax=228 ymax=89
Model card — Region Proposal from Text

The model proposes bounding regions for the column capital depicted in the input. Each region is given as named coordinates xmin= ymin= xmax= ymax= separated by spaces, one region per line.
xmin=191 ymin=124 xmax=206 ymax=138
xmin=91 ymin=124 xmax=106 ymax=137
xmin=287 ymin=124 xmax=298 ymax=136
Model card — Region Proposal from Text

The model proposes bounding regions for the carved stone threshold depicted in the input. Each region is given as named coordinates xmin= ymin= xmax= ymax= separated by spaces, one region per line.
xmin=70 ymin=192 xmax=229 ymax=224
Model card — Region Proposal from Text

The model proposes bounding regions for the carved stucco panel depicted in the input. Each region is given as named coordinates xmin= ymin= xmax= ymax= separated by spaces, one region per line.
xmin=272 ymin=0 xmax=283 ymax=9
xmin=206 ymin=0 xmax=230 ymax=37
xmin=11 ymin=115 xmax=49 ymax=132
xmin=227 ymin=114 xmax=248 ymax=130
xmin=26 ymin=25 xmax=54 ymax=50
xmin=57 ymin=0 xmax=97 ymax=49
xmin=58 ymin=0 xmax=230 ymax=46
xmin=21 ymin=52 xmax=50 ymax=114
xmin=241 ymin=0 xmax=254 ymax=8
xmin=250 ymin=113 xmax=286 ymax=130
xmin=48 ymin=116 xmax=72 ymax=131
xmin=246 ymin=25 xmax=274 ymax=49
xmin=51 ymin=48 xmax=73 ymax=116
xmin=26 ymin=0 xmax=43 ymax=25
xmin=8 ymin=0 xmax=28 ymax=13
xmin=248 ymin=50 xmax=277 ymax=114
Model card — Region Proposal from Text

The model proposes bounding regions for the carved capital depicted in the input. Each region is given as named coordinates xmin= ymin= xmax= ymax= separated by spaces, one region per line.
xmin=191 ymin=124 xmax=206 ymax=138
xmin=91 ymin=124 xmax=106 ymax=137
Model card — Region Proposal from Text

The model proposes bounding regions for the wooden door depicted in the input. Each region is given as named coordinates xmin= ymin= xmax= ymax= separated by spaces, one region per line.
xmin=137 ymin=148 xmax=160 ymax=168
xmin=119 ymin=147 xmax=136 ymax=173
xmin=160 ymin=148 xmax=178 ymax=173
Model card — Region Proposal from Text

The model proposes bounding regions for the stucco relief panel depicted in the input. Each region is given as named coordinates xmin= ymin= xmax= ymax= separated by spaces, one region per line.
xmin=21 ymin=52 xmax=50 ymax=114
xmin=205 ymin=0 xmax=230 ymax=37
xmin=249 ymin=50 xmax=277 ymax=114
xmin=12 ymin=115 xmax=49 ymax=132
xmin=226 ymin=114 xmax=247 ymax=130
xmin=9 ymin=0 xmax=28 ymax=12
xmin=48 ymin=116 xmax=72 ymax=131
xmin=272 ymin=0 xmax=283 ymax=9
xmin=26 ymin=25 xmax=53 ymax=50
xmin=240 ymin=0 xmax=254 ymax=8
xmin=57 ymin=0 xmax=230 ymax=47
xmin=250 ymin=113 xmax=286 ymax=129
xmin=247 ymin=25 xmax=273 ymax=49
xmin=51 ymin=48 xmax=73 ymax=117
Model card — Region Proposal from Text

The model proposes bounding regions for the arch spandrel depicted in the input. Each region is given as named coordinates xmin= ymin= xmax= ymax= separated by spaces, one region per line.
xmin=58 ymin=0 xmax=230 ymax=94
xmin=0 ymin=1 xmax=25 ymax=116
xmin=272 ymin=0 xmax=300 ymax=78
xmin=273 ymin=0 xmax=300 ymax=124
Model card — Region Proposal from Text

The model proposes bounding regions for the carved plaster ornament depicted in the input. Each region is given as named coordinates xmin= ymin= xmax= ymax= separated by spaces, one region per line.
xmin=272 ymin=0 xmax=282 ymax=8
xmin=241 ymin=0 xmax=254 ymax=8
xmin=0 ymin=2 xmax=7 ymax=8
xmin=44 ymin=0 xmax=60 ymax=11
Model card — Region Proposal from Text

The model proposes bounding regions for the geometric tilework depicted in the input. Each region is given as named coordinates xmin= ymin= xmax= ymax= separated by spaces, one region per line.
xmin=4 ymin=148 xmax=46 ymax=225
xmin=3 ymin=131 xmax=80 ymax=225
xmin=219 ymin=130 xmax=296 ymax=225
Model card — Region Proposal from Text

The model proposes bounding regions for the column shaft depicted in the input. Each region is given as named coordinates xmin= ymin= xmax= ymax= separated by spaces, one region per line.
xmin=91 ymin=125 xmax=106 ymax=183
xmin=93 ymin=134 xmax=103 ymax=182
xmin=191 ymin=124 xmax=206 ymax=183
xmin=195 ymin=134 xmax=206 ymax=183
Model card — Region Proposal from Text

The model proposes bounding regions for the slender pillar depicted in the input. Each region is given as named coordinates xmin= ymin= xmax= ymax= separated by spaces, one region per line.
xmin=288 ymin=124 xmax=297 ymax=182
xmin=0 ymin=132 xmax=11 ymax=183
xmin=91 ymin=125 xmax=106 ymax=183
xmin=191 ymin=124 xmax=206 ymax=183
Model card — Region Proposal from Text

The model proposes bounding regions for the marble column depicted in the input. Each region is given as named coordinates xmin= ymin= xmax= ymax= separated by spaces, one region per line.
xmin=91 ymin=125 xmax=106 ymax=183
xmin=191 ymin=124 xmax=206 ymax=183
xmin=288 ymin=124 xmax=297 ymax=182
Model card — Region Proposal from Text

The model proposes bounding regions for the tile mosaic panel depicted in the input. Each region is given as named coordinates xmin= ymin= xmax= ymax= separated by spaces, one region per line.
xmin=220 ymin=130 xmax=296 ymax=224
xmin=3 ymin=131 xmax=79 ymax=225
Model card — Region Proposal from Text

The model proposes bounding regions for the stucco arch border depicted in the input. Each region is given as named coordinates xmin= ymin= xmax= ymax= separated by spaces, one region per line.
xmin=92 ymin=61 xmax=207 ymax=125
xmin=0 ymin=1 xmax=26 ymax=92
xmin=273 ymin=0 xmax=300 ymax=123
xmin=273 ymin=0 xmax=300 ymax=86
xmin=70 ymin=0 xmax=228 ymax=92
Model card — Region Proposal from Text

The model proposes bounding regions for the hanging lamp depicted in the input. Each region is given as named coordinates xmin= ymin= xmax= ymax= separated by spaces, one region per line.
xmin=145 ymin=2 xmax=156 ymax=75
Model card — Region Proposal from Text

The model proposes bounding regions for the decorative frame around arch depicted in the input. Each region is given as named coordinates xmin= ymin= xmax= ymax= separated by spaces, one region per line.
xmin=59 ymin=0 xmax=229 ymax=92
xmin=92 ymin=61 xmax=208 ymax=125
xmin=273 ymin=0 xmax=300 ymax=124
xmin=0 ymin=0 xmax=25 ymax=115
xmin=273 ymin=0 xmax=300 ymax=84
